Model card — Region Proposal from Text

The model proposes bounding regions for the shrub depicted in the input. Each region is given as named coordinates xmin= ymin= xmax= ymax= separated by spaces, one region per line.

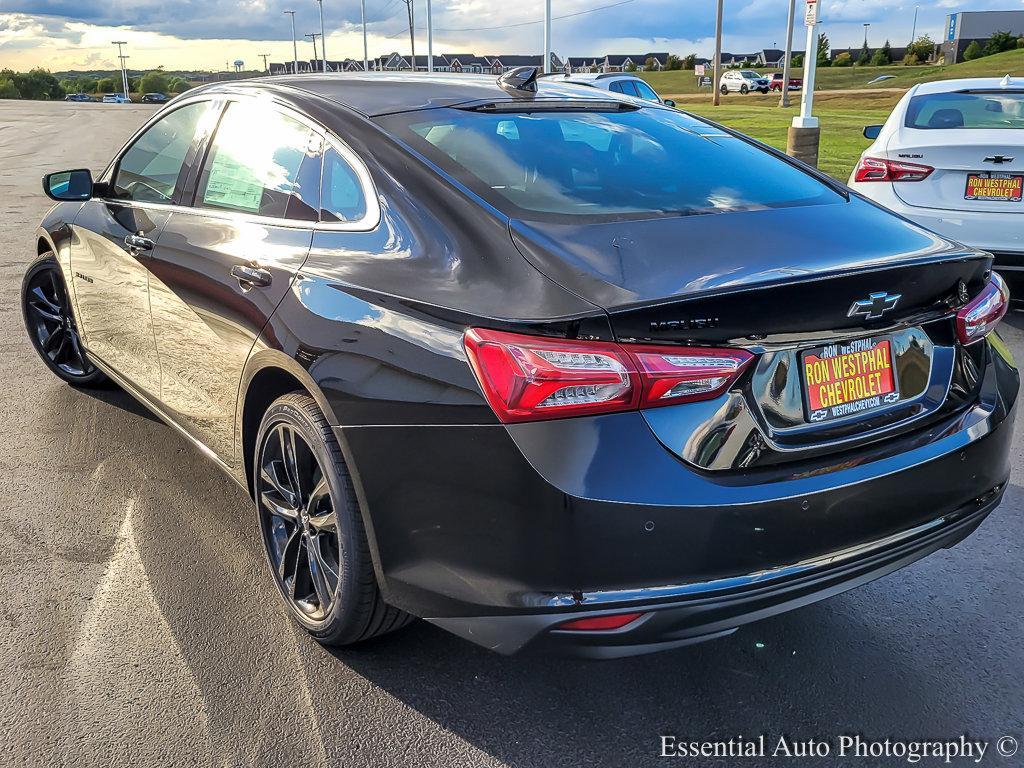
xmin=0 ymin=78 xmax=20 ymax=99
xmin=833 ymin=52 xmax=853 ymax=67
xmin=984 ymin=30 xmax=1017 ymax=56
xmin=963 ymin=40 xmax=984 ymax=61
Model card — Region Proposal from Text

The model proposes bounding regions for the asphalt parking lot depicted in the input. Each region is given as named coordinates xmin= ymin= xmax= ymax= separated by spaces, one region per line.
xmin=0 ymin=100 xmax=1022 ymax=768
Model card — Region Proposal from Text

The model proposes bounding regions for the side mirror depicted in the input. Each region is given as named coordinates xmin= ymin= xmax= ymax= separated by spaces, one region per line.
xmin=663 ymin=98 xmax=676 ymax=108
xmin=862 ymin=125 xmax=882 ymax=140
xmin=43 ymin=169 xmax=94 ymax=201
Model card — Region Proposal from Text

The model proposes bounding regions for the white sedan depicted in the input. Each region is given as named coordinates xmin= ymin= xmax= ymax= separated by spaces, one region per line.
xmin=849 ymin=76 xmax=1023 ymax=273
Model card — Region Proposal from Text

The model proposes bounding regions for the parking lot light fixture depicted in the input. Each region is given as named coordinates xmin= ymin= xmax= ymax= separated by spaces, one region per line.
xmin=315 ymin=0 xmax=327 ymax=72
xmin=284 ymin=10 xmax=299 ymax=75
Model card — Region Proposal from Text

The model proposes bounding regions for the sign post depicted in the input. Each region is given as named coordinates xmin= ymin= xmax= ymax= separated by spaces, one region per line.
xmin=787 ymin=0 xmax=822 ymax=166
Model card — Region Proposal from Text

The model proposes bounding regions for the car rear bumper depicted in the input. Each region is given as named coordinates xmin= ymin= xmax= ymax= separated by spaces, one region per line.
xmin=338 ymin=338 xmax=1017 ymax=657
xmin=849 ymin=183 xmax=1024 ymax=259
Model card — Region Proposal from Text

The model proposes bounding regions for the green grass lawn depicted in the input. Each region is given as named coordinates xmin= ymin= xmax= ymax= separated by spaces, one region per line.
xmin=677 ymin=92 xmax=902 ymax=181
xmin=639 ymin=48 xmax=1024 ymax=95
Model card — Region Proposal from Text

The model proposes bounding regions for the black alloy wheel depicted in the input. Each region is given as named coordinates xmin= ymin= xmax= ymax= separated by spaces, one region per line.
xmin=258 ymin=418 xmax=341 ymax=623
xmin=22 ymin=254 xmax=106 ymax=386
xmin=254 ymin=393 xmax=412 ymax=644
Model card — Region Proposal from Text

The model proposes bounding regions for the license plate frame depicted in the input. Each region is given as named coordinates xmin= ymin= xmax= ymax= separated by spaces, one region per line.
xmin=964 ymin=171 xmax=1023 ymax=203
xmin=800 ymin=337 xmax=900 ymax=424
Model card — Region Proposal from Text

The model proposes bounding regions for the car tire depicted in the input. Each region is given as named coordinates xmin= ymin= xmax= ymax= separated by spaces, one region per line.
xmin=759 ymin=87 xmax=769 ymax=94
xmin=254 ymin=392 xmax=413 ymax=646
xmin=21 ymin=252 xmax=108 ymax=387
xmin=740 ymin=84 xmax=749 ymax=94
xmin=720 ymin=84 xmax=728 ymax=95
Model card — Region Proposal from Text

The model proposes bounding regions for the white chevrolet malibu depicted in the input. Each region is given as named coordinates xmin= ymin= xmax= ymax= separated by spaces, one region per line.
xmin=850 ymin=76 xmax=1023 ymax=274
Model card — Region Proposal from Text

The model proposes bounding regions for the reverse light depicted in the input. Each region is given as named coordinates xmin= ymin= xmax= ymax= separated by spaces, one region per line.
xmin=555 ymin=612 xmax=646 ymax=631
xmin=854 ymin=156 xmax=934 ymax=183
xmin=956 ymin=273 xmax=1009 ymax=345
xmin=464 ymin=329 xmax=753 ymax=423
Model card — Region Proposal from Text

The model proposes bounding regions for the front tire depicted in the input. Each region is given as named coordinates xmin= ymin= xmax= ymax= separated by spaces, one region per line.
xmin=254 ymin=392 xmax=412 ymax=645
xmin=720 ymin=84 xmax=728 ymax=95
xmin=740 ymin=84 xmax=749 ymax=94
xmin=21 ymin=253 xmax=107 ymax=387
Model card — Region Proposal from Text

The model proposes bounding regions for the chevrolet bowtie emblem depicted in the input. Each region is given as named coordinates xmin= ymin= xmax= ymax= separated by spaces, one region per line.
xmin=848 ymin=291 xmax=901 ymax=321
xmin=983 ymin=155 xmax=1014 ymax=164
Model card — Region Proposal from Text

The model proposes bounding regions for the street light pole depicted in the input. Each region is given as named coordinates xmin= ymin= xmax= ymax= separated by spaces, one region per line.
xmin=911 ymin=4 xmax=919 ymax=43
xmin=112 ymin=41 xmax=129 ymax=100
xmin=780 ymin=0 xmax=796 ymax=108
xmin=427 ymin=0 xmax=434 ymax=72
xmin=316 ymin=0 xmax=327 ymax=72
xmin=284 ymin=10 xmax=299 ymax=74
xmin=712 ymin=0 xmax=723 ymax=106
xmin=863 ymin=22 xmax=870 ymax=48
xmin=360 ymin=0 xmax=369 ymax=72
xmin=543 ymin=0 xmax=552 ymax=73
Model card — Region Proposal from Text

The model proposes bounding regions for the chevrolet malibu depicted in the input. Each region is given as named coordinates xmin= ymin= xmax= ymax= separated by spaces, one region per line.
xmin=24 ymin=71 xmax=1018 ymax=657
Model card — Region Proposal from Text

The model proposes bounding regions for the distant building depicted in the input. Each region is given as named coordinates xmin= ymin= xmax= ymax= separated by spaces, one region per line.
xmin=941 ymin=10 xmax=1024 ymax=62
xmin=756 ymin=48 xmax=806 ymax=67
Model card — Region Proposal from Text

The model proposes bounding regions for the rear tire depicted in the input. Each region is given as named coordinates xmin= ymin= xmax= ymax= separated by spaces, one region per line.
xmin=254 ymin=392 xmax=413 ymax=645
xmin=21 ymin=253 xmax=107 ymax=387
xmin=720 ymin=84 xmax=728 ymax=95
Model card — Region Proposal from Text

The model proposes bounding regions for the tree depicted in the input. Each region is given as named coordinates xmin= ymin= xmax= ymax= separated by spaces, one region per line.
xmin=681 ymin=54 xmax=695 ymax=71
xmin=856 ymin=41 xmax=871 ymax=65
xmin=168 ymin=77 xmax=191 ymax=93
xmin=871 ymin=40 xmax=892 ymax=66
xmin=11 ymin=69 xmax=62 ymax=100
xmin=0 ymin=78 xmax=20 ymax=99
xmin=907 ymin=34 xmax=934 ymax=62
xmin=963 ymin=40 xmax=984 ymax=61
xmin=984 ymin=30 xmax=1016 ymax=56
xmin=96 ymin=77 xmax=116 ymax=93
xmin=833 ymin=52 xmax=853 ymax=67
xmin=817 ymin=32 xmax=831 ymax=67
xmin=792 ymin=53 xmax=804 ymax=67
xmin=624 ymin=61 xmax=637 ymax=72
xmin=80 ymin=78 xmax=98 ymax=94
xmin=644 ymin=56 xmax=656 ymax=71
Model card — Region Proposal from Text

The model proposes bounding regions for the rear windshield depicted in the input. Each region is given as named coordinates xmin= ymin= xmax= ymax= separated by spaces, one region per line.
xmin=905 ymin=91 xmax=1024 ymax=129
xmin=377 ymin=106 xmax=838 ymax=221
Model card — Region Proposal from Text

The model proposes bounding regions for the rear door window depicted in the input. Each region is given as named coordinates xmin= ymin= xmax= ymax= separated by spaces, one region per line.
xmin=197 ymin=101 xmax=321 ymax=220
xmin=633 ymin=81 xmax=661 ymax=102
xmin=320 ymin=146 xmax=368 ymax=223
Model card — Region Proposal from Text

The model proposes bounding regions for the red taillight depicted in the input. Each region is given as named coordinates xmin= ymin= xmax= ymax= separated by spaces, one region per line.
xmin=464 ymin=329 xmax=753 ymax=423
xmin=956 ymin=273 xmax=1009 ymax=345
xmin=556 ymin=612 xmax=646 ymax=631
xmin=854 ymin=156 xmax=933 ymax=183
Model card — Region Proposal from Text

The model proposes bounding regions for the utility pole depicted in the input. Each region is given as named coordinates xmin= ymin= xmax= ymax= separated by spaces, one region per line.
xmin=284 ymin=10 xmax=299 ymax=74
xmin=360 ymin=0 xmax=369 ymax=72
xmin=427 ymin=0 xmax=434 ymax=72
xmin=404 ymin=0 xmax=416 ymax=71
xmin=779 ymin=0 xmax=796 ymax=108
xmin=305 ymin=33 xmax=321 ymax=65
xmin=315 ymin=0 xmax=327 ymax=72
xmin=712 ymin=0 xmax=723 ymax=106
xmin=910 ymin=4 xmax=919 ymax=43
xmin=543 ymin=0 xmax=552 ymax=73
xmin=112 ymin=41 xmax=130 ymax=100
xmin=259 ymin=53 xmax=270 ymax=73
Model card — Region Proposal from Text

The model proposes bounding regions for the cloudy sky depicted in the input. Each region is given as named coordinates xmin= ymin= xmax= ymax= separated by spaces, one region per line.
xmin=0 ymin=0 xmax=1014 ymax=72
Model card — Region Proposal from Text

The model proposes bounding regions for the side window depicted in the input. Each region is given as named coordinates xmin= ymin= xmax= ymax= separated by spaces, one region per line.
xmin=608 ymin=81 xmax=626 ymax=94
xmin=113 ymin=102 xmax=210 ymax=203
xmin=616 ymin=80 xmax=641 ymax=97
xmin=633 ymin=81 xmax=660 ymax=102
xmin=197 ymin=101 xmax=321 ymax=221
xmin=320 ymin=145 xmax=368 ymax=223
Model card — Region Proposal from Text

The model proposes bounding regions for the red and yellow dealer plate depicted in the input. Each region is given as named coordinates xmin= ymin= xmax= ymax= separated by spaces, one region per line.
xmin=801 ymin=338 xmax=898 ymax=423
xmin=964 ymin=172 xmax=1023 ymax=203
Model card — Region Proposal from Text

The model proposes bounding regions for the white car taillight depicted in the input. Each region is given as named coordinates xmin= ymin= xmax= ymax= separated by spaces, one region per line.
xmin=854 ymin=156 xmax=934 ymax=183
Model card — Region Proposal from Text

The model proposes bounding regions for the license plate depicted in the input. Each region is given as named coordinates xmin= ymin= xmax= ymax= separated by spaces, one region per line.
xmin=801 ymin=338 xmax=898 ymax=423
xmin=965 ymin=172 xmax=1023 ymax=202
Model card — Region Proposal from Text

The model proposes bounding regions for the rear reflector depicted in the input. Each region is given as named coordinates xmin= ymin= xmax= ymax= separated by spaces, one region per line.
xmin=556 ymin=612 xmax=646 ymax=631
xmin=854 ymin=156 xmax=933 ymax=183
xmin=956 ymin=273 xmax=1009 ymax=345
xmin=464 ymin=329 xmax=753 ymax=423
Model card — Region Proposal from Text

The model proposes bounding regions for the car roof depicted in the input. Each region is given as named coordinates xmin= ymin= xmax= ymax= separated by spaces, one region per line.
xmin=912 ymin=75 xmax=1024 ymax=95
xmin=560 ymin=73 xmax=637 ymax=82
xmin=191 ymin=72 xmax=634 ymax=117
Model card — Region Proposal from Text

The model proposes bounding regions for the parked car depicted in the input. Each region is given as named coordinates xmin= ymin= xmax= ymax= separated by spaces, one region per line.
xmin=720 ymin=69 xmax=770 ymax=94
xmin=101 ymin=93 xmax=131 ymax=104
xmin=63 ymin=93 xmax=93 ymax=102
xmin=560 ymin=72 xmax=675 ymax=107
xmin=141 ymin=92 xmax=169 ymax=104
xmin=27 ymin=72 xmax=1017 ymax=658
xmin=851 ymin=76 xmax=1024 ymax=277
xmin=769 ymin=73 xmax=802 ymax=92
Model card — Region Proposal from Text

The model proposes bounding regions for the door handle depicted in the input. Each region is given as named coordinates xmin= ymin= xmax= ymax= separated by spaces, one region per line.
xmin=124 ymin=234 xmax=154 ymax=253
xmin=231 ymin=264 xmax=273 ymax=289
